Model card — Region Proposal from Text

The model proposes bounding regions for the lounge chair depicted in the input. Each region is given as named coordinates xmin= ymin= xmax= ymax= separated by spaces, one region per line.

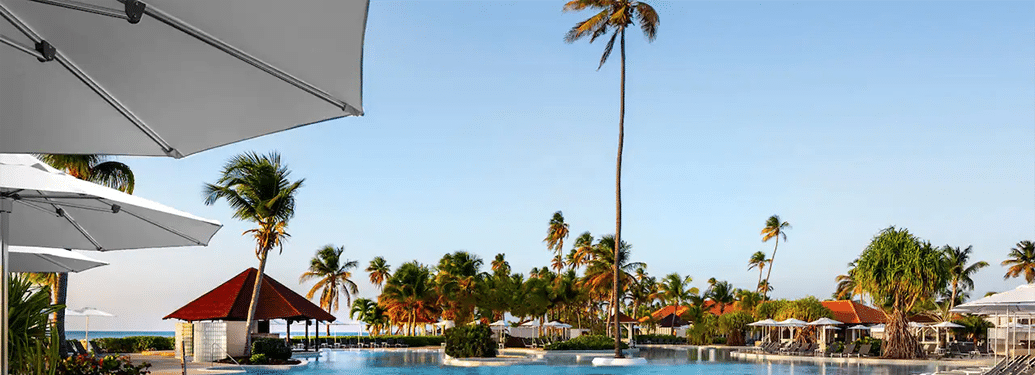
xmin=815 ymin=344 xmax=835 ymax=357
xmin=839 ymin=343 xmax=856 ymax=357
xmin=779 ymin=342 xmax=799 ymax=355
xmin=65 ymin=340 xmax=81 ymax=357
xmin=71 ymin=340 xmax=89 ymax=355
xmin=521 ymin=338 xmax=536 ymax=348
xmin=856 ymin=343 xmax=872 ymax=357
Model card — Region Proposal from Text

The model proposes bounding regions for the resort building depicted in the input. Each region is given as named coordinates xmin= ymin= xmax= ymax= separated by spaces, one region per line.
xmin=165 ymin=268 xmax=335 ymax=361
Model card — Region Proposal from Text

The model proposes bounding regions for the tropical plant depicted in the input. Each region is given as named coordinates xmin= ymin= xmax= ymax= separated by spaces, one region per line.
xmin=564 ymin=0 xmax=659 ymax=358
xmin=544 ymin=211 xmax=570 ymax=273
xmin=1003 ymin=240 xmax=1035 ymax=283
xmin=349 ymin=298 xmax=389 ymax=335
xmin=718 ymin=311 xmax=755 ymax=346
xmin=760 ymin=215 xmax=790 ymax=299
xmin=380 ymin=261 xmax=439 ymax=336
xmin=834 ymin=260 xmax=865 ymax=302
xmin=37 ymin=154 xmax=136 ymax=354
xmin=299 ymin=245 xmax=359 ymax=334
xmin=658 ymin=273 xmax=696 ymax=307
xmin=568 ymin=232 xmax=595 ymax=270
xmin=435 ymin=251 xmax=484 ymax=325
xmin=9 ymin=274 xmax=63 ymax=375
xmin=490 ymin=253 xmax=510 ymax=275
xmin=941 ymin=245 xmax=988 ymax=314
xmin=854 ymin=226 xmax=946 ymax=359
xmin=747 ymin=251 xmax=768 ymax=291
xmin=582 ymin=235 xmax=643 ymax=299
xmin=366 ymin=256 xmax=391 ymax=290
xmin=706 ymin=280 xmax=736 ymax=314
xmin=952 ymin=315 xmax=994 ymax=346
xmin=443 ymin=325 xmax=496 ymax=358
xmin=734 ymin=289 xmax=763 ymax=314
xmin=202 ymin=151 xmax=303 ymax=354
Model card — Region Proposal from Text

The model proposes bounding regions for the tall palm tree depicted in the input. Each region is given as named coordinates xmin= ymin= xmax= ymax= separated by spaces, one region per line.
xmin=706 ymin=280 xmax=735 ymax=314
xmin=544 ymin=211 xmax=570 ymax=274
xmin=350 ymin=298 xmax=388 ymax=335
xmin=760 ymin=215 xmax=790 ymax=299
xmin=564 ymin=0 xmax=659 ymax=359
xmin=855 ymin=227 xmax=946 ymax=359
xmin=299 ymin=245 xmax=359 ymax=335
xmin=380 ymin=261 xmax=439 ymax=336
xmin=367 ymin=256 xmax=391 ymax=290
xmin=491 ymin=253 xmax=511 ymax=275
xmin=37 ymin=154 xmax=135 ymax=354
xmin=435 ymin=251 xmax=483 ymax=324
xmin=747 ymin=251 xmax=768 ymax=290
xmin=941 ymin=245 xmax=988 ymax=314
xmin=203 ymin=151 xmax=303 ymax=354
xmin=1003 ymin=241 xmax=1035 ymax=283
xmin=568 ymin=232 xmax=595 ymax=270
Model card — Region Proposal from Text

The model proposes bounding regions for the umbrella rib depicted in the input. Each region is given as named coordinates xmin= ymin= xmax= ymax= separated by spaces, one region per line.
xmin=124 ymin=1 xmax=355 ymax=114
xmin=0 ymin=34 xmax=46 ymax=60
xmin=113 ymin=204 xmax=205 ymax=246
xmin=16 ymin=193 xmax=104 ymax=250
xmin=19 ymin=198 xmax=115 ymax=214
xmin=0 ymin=3 xmax=182 ymax=158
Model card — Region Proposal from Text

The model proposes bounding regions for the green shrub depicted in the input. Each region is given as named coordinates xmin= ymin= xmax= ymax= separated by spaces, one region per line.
xmin=711 ymin=336 xmax=727 ymax=345
xmin=91 ymin=336 xmax=174 ymax=353
xmin=57 ymin=355 xmax=151 ymax=375
xmin=248 ymin=353 xmax=268 ymax=364
xmin=852 ymin=336 xmax=882 ymax=355
xmin=634 ymin=334 xmax=683 ymax=343
xmin=544 ymin=335 xmax=629 ymax=350
xmin=443 ymin=325 xmax=496 ymax=358
xmin=251 ymin=338 xmax=292 ymax=360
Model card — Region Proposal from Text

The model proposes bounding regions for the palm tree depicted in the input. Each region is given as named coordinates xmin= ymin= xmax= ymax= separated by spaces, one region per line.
xmin=203 ymin=151 xmax=303 ymax=354
xmin=834 ymin=260 xmax=865 ymax=302
xmin=380 ymin=261 xmax=439 ymax=336
xmin=706 ymin=280 xmax=735 ymax=314
xmin=37 ymin=154 xmax=135 ymax=354
xmin=367 ymin=256 xmax=391 ymax=290
xmin=564 ymin=0 xmax=659 ymax=358
xmin=659 ymin=273 xmax=696 ymax=307
xmin=760 ymin=215 xmax=790 ymax=299
xmin=491 ymin=253 xmax=510 ymax=275
xmin=855 ymin=227 xmax=946 ymax=359
xmin=544 ymin=211 xmax=570 ymax=273
xmin=568 ymin=232 xmax=595 ymax=270
xmin=350 ymin=298 xmax=388 ymax=335
xmin=942 ymin=245 xmax=988 ymax=314
xmin=299 ymin=245 xmax=359 ymax=335
xmin=582 ymin=235 xmax=643 ymax=298
xmin=747 ymin=251 xmax=768 ymax=289
xmin=1003 ymin=241 xmax=1035 ymax=283
xmin=435 ymin=251 xmax=483 ymax=324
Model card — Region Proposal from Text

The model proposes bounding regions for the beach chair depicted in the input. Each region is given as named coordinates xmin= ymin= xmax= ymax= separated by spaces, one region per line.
xmin=815 ymin=344 xmax=834 ymax=357
xmin=64 ymin=340 xmax=81 ymax=357
xmin=521 ymin=338 xmax=536 ymax=348
xmin=71 ymin=340 xmax=89 ymax=355
xmin=856 ymin=343 xmax=872 ymax=357
xmin=839 ymin=343 xmax=856 ymax=357
xmin=799 ymin=343 xmax=816 ymax=355
xmin=778 ymin=342 xmax=799 ymax=355
xmin=87 ymin=341 xmax=104 ymax=354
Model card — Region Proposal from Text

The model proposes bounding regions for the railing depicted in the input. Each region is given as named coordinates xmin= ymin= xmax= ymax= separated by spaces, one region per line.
xmin=214 ymin=343 xmax=245 ymax=372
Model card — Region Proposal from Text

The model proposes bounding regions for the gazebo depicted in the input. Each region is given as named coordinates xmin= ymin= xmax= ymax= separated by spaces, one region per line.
xmin=165 ymin=268 xmax=335 ymax=361
xmin=608 ymin=313 xmax=640 ymax=346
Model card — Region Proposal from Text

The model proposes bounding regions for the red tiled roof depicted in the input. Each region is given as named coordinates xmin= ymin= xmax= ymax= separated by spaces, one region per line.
xmin=641 ymin=301 xmax=739 ymax=323
xmin=609 ymin=313 xmax=639 ymax=323
xmin=821 ymin=300 xmax=887 ymax=324
xmin=164 ymin=268 xmax=336 ymax=322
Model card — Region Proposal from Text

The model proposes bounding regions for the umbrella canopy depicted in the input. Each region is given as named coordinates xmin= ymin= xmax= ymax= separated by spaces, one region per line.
xmin=544 ymin=321 xmax=573 ymax=328
xmin=952 ymin=284 xmax=1035 ymax=314
xmin=489 ymin=320 xmax=510 ymax=327
xmin=0 ymin=0 xmax=368 ymax=158
xmin=8 ymin=246 xmax=107 ymax=273
xmin=930 ymin=321 xmax=964 ymax=329
xmin=748 ymin=319 xmax=778 ymax=327
xmin=0 ymin=154 xmax=222 ymax=250
xmin=66 ymin=307 xmax=113 ymax=345
xmin=777 ymin=318 xmax=808 ymax=327
xmin=807 ymin=318 xmax=844 ymax=326
xmin=848 ymin=325 xmax=870 ymax=330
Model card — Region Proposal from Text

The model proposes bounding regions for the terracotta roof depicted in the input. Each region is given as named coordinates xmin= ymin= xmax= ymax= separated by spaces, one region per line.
xmin=164 ymin=268 xmax=336 ymax=322
xmin=640 ymin=301 xmax=739 ymax=324
xmin=608 ymin=313 xmax=639 ymax=323
xmin=820 ymin=300 xmax=887 ymax=324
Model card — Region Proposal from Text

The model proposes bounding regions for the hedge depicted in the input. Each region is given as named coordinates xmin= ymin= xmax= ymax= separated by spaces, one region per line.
xmin=90 ymin=336 xmax=173 ymax=353
xmin=545 ymin=335 xmax=629 ymax=351
xmin=290 ymin=335 xmax=444 ymax=347
xmin=443 ymin=326 xmax=496 ymax=358
xmin=251 ymin=338 xmax=291 ymax=360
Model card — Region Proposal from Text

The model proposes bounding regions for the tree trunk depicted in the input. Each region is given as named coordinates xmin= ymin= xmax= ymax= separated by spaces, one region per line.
xmin=763 ymin=237 xmax=779 ymax=299
xmin=948 ymin=282 xmax=959 ymax=316
xmin=882 ymin=308 xmax=923 ymax=359
xmin=56 ymin=272 xmax=68 ymax=357
xmin=757 ymin=266 xmax=763 ymax=292
xmin=612 ymin=28 xmax=627 ymax=359
xmin=243 ymin=249 xmax=270 ymax=356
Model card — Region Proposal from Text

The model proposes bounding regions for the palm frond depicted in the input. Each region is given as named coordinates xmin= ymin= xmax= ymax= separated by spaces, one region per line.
xmin=634 ymin=2 xmax=659 ymax=41
xmin=598 ymin=30 xmax=619 ymax=70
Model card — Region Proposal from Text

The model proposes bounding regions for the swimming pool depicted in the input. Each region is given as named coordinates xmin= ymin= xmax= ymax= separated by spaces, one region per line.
xmin=275 ymin=348 xmax=959 ymax=375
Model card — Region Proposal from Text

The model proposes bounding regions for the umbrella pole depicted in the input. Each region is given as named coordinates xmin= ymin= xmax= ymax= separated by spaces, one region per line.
xmin=2 ymin=200 xmax=11 ymax=375
xmin=86 ymin=316 xmax=91 ymax=348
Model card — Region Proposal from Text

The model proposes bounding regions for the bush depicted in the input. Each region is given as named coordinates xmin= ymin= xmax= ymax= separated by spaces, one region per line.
xmin=91 ymin=337 xmax=174 ymax=353
xmin=248 ymin=353 xmax=268 ymax=364
xmin=545 ymin=335 xmax=629 ymax=350
xmin=251 ymin=338 xmax=292 ymax=360
xmin=634 ymin=334 xmax=683 ymax=343
xmin=711 ymin=336 xmax=727 ymax=345
xmin=443 ymin=325 xmax=496 ymax=358
xmin=57 ymin=355 xmax=151 ymax=375
xmin=853 ymin=336 xmax=882 ymax=355
xmin=290 ymin=335 xmax=444 ymax=347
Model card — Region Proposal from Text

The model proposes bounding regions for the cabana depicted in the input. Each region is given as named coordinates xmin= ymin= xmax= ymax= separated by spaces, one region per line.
xmin=164 ymin=268 xmax=335 ymax=361
xmin=952 ymin=284 xmax=1035 ymax=359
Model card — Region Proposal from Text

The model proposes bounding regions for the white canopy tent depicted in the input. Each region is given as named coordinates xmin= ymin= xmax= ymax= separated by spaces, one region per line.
xmin=952 ymin=284 xmax=1035 ymax=359
xmin=808 ymin=318 xmax=844 ymax=351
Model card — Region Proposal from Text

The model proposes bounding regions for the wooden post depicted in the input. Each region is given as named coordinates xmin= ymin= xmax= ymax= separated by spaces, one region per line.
xmin=305 ymin=320 xmax=310 ymax=351
xmin=180 ymin=338 xmax=187 ymax=375
xmin=286 ymin=320 xmax=291 ymax=348
xmin=315 ymin=320 xmax=320 ymax=350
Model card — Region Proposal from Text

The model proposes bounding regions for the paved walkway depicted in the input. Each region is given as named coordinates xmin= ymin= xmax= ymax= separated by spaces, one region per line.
xmin=117 ymin=352 xmax=239 ymax=375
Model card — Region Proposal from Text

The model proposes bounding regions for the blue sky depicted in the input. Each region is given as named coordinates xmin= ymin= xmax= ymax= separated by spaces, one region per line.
xmin=63 ymin=1 xmax=1034 ymax=331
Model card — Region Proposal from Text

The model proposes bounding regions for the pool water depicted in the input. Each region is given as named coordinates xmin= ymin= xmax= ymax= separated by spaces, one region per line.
xmin=270 ymin=348 xmax=958 ymax=375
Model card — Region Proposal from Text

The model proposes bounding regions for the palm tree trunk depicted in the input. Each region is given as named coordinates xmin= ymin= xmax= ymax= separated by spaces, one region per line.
xmin=763 ymin=237 xmax=779 ymax=299
xmin=948 ymin=282 xmax=959 ymax=316
xmin=612 ymin=27 xmax=627 ymax=359
xmin=243 ymin=249 xmax=270 ymax=356
xmin=757 ymin=266 xmax=763 ymax=291
xmin=56 ymin=272 xmax=68 ymax=357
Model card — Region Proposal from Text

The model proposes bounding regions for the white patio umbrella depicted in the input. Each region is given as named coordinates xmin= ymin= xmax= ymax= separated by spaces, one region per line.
xmin=489 ymin=320 xmax=510 ymax=327
xmin=808 ymin=318 xmax=843 ymax=351
xmin=8 ymin=246 xmax=107 ymax=273
xmin=0 ymin=0 xmax=369 ymax=157
xmin=930 ymin=321 xmax=964 ymax=349
xmin=65 ymin=307 xmax=114 ymax=347
xmin=848 ymin=324 xmax=870 ymax=341
xmin=0 ymin=154 xmax=222 ymax=371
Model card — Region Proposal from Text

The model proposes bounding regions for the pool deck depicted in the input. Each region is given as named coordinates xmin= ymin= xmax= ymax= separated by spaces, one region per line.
xmin=731 ymin=349 xmax=993 ymax=368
